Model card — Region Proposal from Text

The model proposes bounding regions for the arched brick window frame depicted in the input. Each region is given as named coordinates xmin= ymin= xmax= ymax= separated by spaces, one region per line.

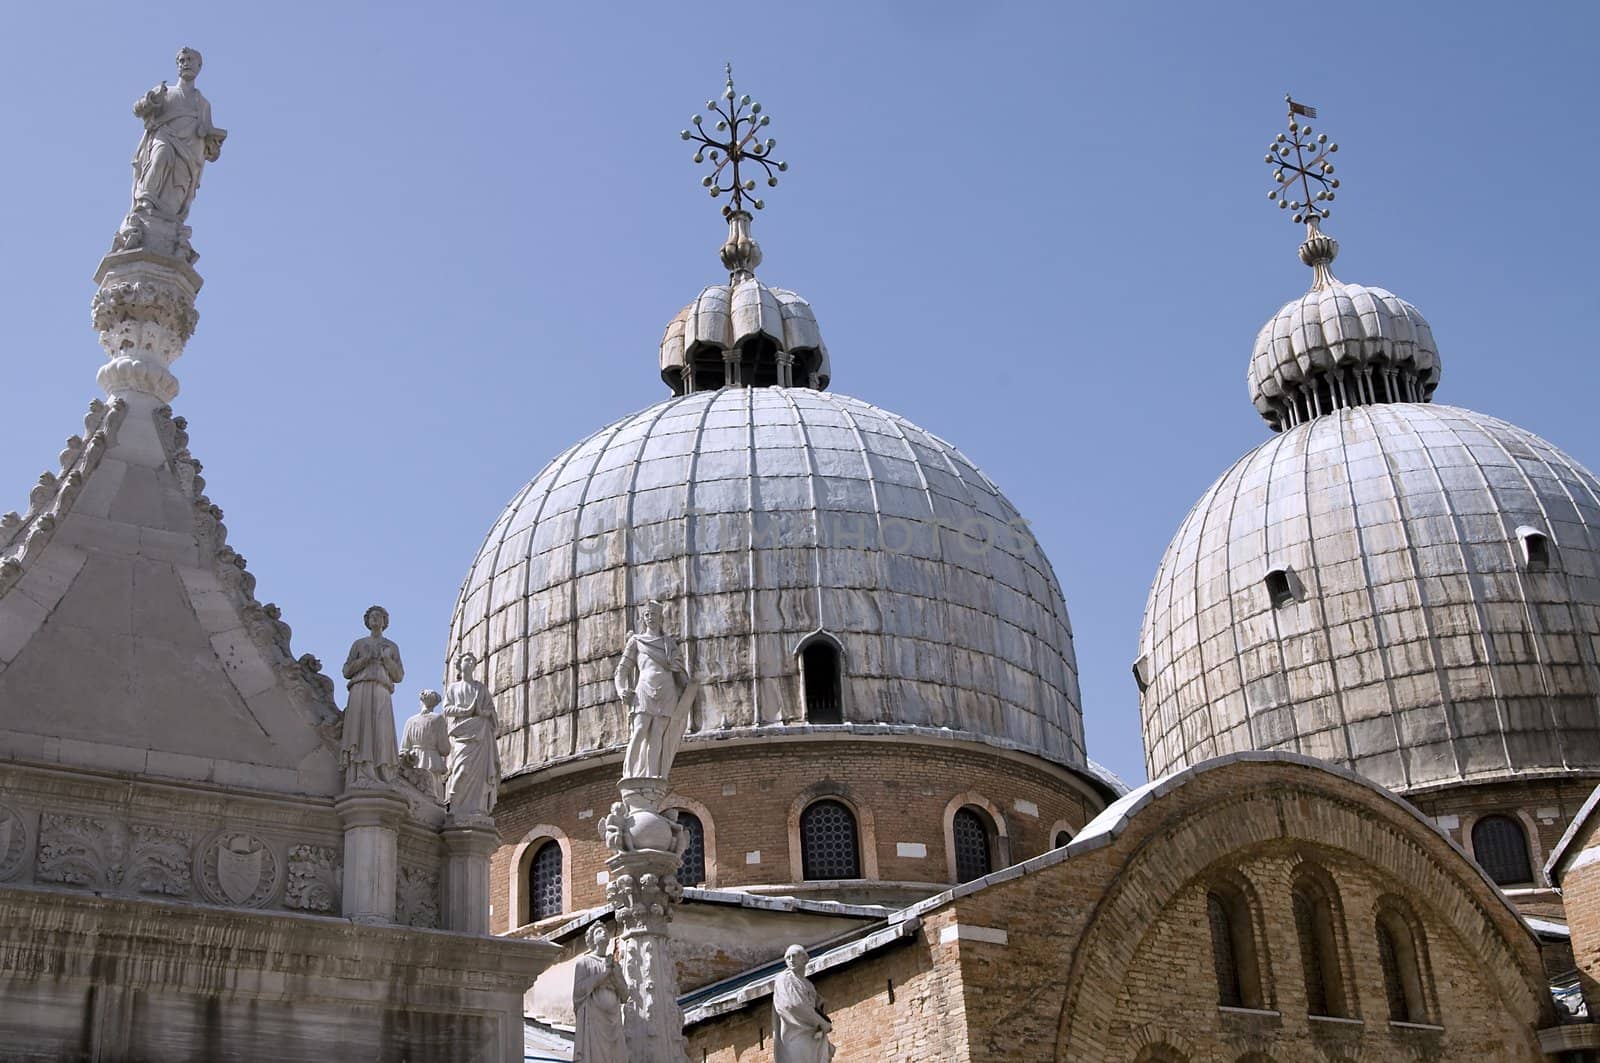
xmin=508 ymin=824 xmax=572 ymax=928
xmin=1288 ymin=858 xmax=1354 ymax=1018
xmin=664 ymin=792 xmax=718 ymax=888
xmin=786 ymin=785 xmax=878 ymax=883
xmin=942 ymin=792 xmax=1011 ymax=883
xmin=1373 ymin=895 xmax=1437 ymax=1024
xmin=1047 ymin=818 xmax=1078 ymax=850
xmin=1203 ymin=869 xmax=1272 ymax=1011
xmin=1465 ymin=811 xmax=1537 ymax=887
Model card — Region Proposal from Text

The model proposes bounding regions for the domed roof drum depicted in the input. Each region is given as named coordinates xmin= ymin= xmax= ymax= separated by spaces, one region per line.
xmin=660 ymin=278 xmax=831 ymax=392
xmin=450 ymin=387 xmax=1086 ymax=778
xmin=1138 ymin=402 xmax=1600 ymax=793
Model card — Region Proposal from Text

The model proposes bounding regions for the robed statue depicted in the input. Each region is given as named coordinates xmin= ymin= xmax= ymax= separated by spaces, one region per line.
xmin=613 ymin=600 xmax=700 ymax=783
xmin=113 ymin=47 xmax=226 ymax=262
xmin=339 ymin=605 xmax=403 ymax=788
xmin=399 ymin=689 xmax=450 ymax=799
xmin=572 ymin=923 xmax=628 ymax=1062
xmin=443 ymin=652 xmax=501 ymax=818
xmin=773 ymin=945 xmax=835 ymax=1062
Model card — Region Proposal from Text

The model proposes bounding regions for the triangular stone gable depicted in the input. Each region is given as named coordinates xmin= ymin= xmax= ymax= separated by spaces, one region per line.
xmin=0 ymin=394 xmax=342 ymax=796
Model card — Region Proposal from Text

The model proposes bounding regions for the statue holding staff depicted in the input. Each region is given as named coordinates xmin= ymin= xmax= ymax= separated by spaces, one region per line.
xmin=613 ymin=600 xmax=700 ymax=783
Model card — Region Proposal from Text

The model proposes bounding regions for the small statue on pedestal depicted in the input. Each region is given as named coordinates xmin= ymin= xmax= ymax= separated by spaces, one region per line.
xmin=339 ymin=605 xmax=403 ymax=788
xmin=773 ymin=945 xmax=835 ymax=1062
xmin=614 ymin=599 xmax=700 ymax=784
xmin=399 ymin=689 xmax=449 ymax=799
xmin=572 ymin=923 xmax=628 ymax=1063
xmin=113 ymin=47 xmax=227 ymax=262
xmin=442 ymin=651 xmax=501 ymax=820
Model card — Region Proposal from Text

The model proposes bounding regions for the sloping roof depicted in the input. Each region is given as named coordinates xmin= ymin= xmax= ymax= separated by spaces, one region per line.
xmin=0 ymin=395 xmax=343 ymax=795
xmin=1545 ymin=781 xmax=1600 ymax=886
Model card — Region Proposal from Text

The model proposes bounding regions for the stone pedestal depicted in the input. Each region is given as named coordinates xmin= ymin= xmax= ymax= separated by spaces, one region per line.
xmin=92 ymin=250 xmax=203 ymax=403
xmin=606 ymin=848 xmax=687 ymax=1063
xmin=441 ymin=818 xmax=500 ymax=935
xmin=334 ymin=789 xmax=406 ymax=923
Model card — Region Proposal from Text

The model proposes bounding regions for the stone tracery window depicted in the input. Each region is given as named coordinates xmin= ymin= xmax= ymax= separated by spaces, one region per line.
xmin=1471 ymin=814 xmax=1533 ymax=886
xmin=800 ymin=799 xmax=860 ymax=880
xmin=675 ymin=810 xmax=706 ymax=886
xmin=952 ymin=806 xmax=994 ymax=883
xmin=529 ymin=840 xmax=563 ymax=921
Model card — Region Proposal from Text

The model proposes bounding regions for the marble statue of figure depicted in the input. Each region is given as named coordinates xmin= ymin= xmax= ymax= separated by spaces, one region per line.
xmin=773 ymin=945 xmax=835 ymax=1062
xmin=339 ymin=605 xmax=404 ymax=788
xmin=399 ymin=689 xmax=450 ymax=799
xmin=571 ymin=922 xmax=627 ymax=1063
xmin=114 ymin=47 xmax=226 ymax=261
xmin=443 ymin=652 xmax=501 ymax=817
xmin=613 ymin=600 xmax=700 ymax=782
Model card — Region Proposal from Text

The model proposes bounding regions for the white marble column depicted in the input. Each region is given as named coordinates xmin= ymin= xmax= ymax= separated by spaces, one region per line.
xmin=607 ymin=847 xmax=687 ymax=1062
xmin=441 ymin=821 xmax=500 ymax=934
xmin=334 ymin=789 xmax=407 ymax=923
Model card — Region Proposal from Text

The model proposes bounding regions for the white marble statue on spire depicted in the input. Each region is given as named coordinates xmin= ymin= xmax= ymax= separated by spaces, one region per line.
xmin=442 ymin=652 xmax=501 ymax=820
xmin=340 ymin=605 xmax=404 ymax=788
xmin=112 ymin=46 xmax=226 ymax=262
xmin=613 ymin=600 xmax=700 ymax=783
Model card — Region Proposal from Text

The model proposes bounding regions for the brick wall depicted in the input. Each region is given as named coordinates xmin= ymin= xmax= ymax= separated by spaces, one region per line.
xmin=487 ymin=737 xmax=1103 ymax=931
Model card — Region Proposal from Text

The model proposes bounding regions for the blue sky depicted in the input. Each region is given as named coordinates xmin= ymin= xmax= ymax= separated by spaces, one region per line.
xmin=2 ymin=1 xmax=1596 ymax=786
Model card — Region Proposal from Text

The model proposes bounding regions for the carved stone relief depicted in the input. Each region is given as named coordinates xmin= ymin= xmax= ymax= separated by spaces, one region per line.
xmin=196 ymin=831 xmax=280 ymax=908
xmin=284 ymin=843 xmax=341 ymax=914
xmin=35 ymin=814 xmax=191 ymax=897
xmin=0 ymin=804 xmax=28 ymax=881
xmin=396 ymin=865 xmax=441 ymax=929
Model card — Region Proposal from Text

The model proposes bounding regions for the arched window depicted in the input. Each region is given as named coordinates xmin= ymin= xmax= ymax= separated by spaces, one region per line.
xmin=1206 ymin=885 xmax=1264 ymax=1009
xmin=1471 ymin=814 xmax=1533 ymax=886
xmin=800 ymin=799 xmax=860 ymax=880
xmin=1292 ymin=877 xmax=1347 ymax=1017
xmin=1375 ymin=907 xmax=1430 ymax=1023
xmin=952 ymin=807 xmax=994 ymax=883
xmin=675 ymin=810 xmax=706 ymax=886
xmin=528 ymin=840 xmax=563 ymax=922
xmin=1054 ymin=829 xmax=1074 ymax=849
xmin=800 ymin=638 xmax=843 ymax=724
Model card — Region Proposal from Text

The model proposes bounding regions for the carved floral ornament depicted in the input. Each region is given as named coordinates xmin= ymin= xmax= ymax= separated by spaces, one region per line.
xmin=0 ymin=804 xmax=28 ymax=881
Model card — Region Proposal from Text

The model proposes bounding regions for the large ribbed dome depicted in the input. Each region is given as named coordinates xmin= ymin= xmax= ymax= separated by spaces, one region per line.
xmin=450 ymin=387 xmax=1085 ymax=778
xmin=1137 ymin=402 xmax=1600 ymax=793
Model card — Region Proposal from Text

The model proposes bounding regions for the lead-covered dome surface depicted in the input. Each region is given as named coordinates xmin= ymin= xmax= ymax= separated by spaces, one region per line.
xmin=450 ymin=387 xmax=1084 ymax=777
xmin=1138 ymin=403 xmax=1600 ymax=793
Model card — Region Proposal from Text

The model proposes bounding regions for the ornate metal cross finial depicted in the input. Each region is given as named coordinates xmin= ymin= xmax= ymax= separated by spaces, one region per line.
xmin=1265 ymin=95 xmax=1340 ymax=228
xmin=680 ymin=64 xmax=787 ymax=217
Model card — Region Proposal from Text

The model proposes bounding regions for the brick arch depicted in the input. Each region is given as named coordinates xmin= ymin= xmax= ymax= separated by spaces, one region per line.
xmin=786 ymin=783 xmax=879 ymax=882
xmin=508 ymin=823 xmax=572 ymax=927
xmin=1052 ymin=770 xmax=1547 ymax=1058
xmin=943 ymin=790 xmax=1011 ymax=881
xmin=663 ymin=791 xmax=718 ymax=887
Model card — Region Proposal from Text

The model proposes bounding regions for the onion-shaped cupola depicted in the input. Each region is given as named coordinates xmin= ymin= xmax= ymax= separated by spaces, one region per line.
xmin=1250 ymin=106 xmax=1439 ymax=432
xmin=659 ymin=67 xmax=829 ymax=394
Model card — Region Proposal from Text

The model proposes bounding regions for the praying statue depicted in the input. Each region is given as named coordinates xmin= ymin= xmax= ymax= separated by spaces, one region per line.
xmin=613 ymin=600 xmax=700 ymax=782
xmin=399 ymin=689 xmax=450 ymax=799
xmin=339 ymin=605 xmax=403 ymax=788
xmin=443 ymin=652 xmax=501 ymax=819
xmin=571 ymin=923 xmax=627 ymax=1063
xmin=773 ymin=945 xmax=835 ymax=1062
xmin=113 ymin=47 xmax=226 ymax=262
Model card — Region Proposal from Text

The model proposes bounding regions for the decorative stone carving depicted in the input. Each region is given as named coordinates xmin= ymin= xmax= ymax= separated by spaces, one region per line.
xmin=605 ymin=850 xmax=688 ymax=1063
xmin=772 ymin=944 xmax=835 ymax=1062
xmin=34 ymin=815 xmax=190 ymax=897
xmin=111 ymin=47 xmax=226 ymax=264
xmin=399 ymin=690 xmax=449 ymax=799
xmin=284 ymin=843 xmax=341 ymax=913
xmin=196 ymin=831 xmax=280 ymax=908
xmin=340 ymin=605 xmax=404 ymax=789
xmin=443 ymin=652 xmax=500 ymax=822
xmin=0 ymin=804 xmax=28 ymax=881
xmin=572 ymin=922 xmax=628 ymax=1063
xmin=396 ymin=865 xmax=440 ymax=929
